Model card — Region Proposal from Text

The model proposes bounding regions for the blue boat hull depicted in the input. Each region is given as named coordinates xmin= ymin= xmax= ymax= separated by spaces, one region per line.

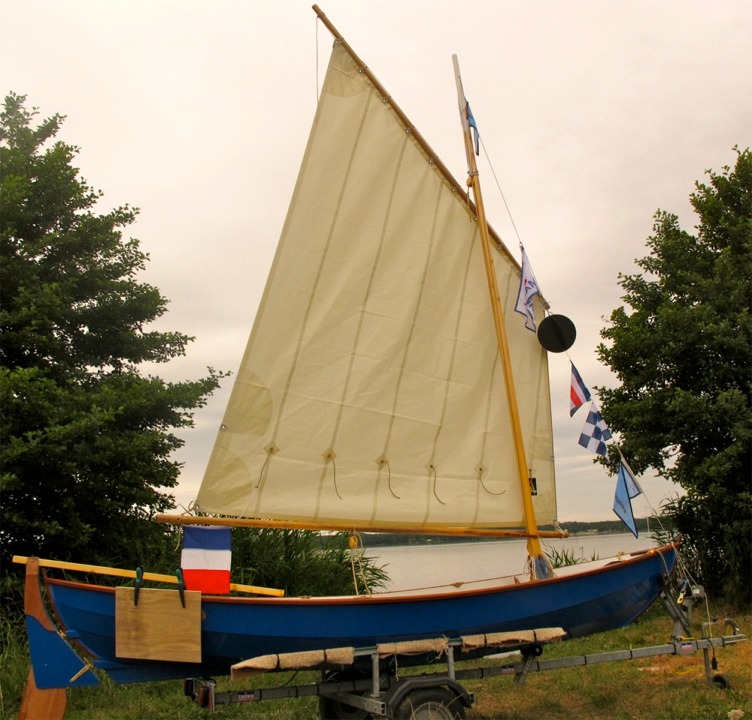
xmin=46 ymin=545 xmax=676 ymax=685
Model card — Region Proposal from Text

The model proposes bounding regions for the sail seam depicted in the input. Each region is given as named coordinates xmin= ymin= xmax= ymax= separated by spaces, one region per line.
xmin=314 ymin=127 xmax=411 ymax=519
xmin=252 ymin=81 xmax=377 ymax=518
xmin=370 ymin=174 xmax=445 ymax=522
xmin=421 ymin=212 xmax=477 ymax=525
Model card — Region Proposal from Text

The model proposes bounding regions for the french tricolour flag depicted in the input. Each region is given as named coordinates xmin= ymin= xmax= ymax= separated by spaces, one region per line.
xmin=181 ymin=526 xmax=232 ymax=594
xmin=569 ymin=362 xmax=591 ymax=416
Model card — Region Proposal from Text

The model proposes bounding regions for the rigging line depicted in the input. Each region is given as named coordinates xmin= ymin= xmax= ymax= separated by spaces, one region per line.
xmin=349 ymin=534 xmax=361 ymax=596
xmin=348 ymin=533 xmax=371 ymax=596
xmin=478 ymin=471 xmax=505 ymax=496
xmin=239 ymin=446 xmax=275 ymax=519
xmin=254 ymin=449 xmax=273 ymax=489
xmin=385 ymin=460 xmax=400 ymax=499
xmin=355 ymin=555 xmax=370 ymax=596
xmin=239 ymin=443 xmax=279 ymax=532
xmin=477 ymin=136 xmax=554 ymax=323
xmin=552 ymin=519 xmax=568 ymax=538
xmin=330 ymin=455 xmax=342 ymax=500
xmin=478 ymin=134 xmax=524 ymax=248
xmin=429 ymin=464 xmax=447 ymax=505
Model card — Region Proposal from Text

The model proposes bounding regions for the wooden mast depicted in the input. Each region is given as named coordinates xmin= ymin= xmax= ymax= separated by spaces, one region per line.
xmin=452 ymin=55 xmax=550 ymax=578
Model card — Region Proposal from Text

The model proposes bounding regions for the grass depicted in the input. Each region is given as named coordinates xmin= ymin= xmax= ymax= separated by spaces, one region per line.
xmin=0 ymin=610 xmax=30 ymax=720
xmin=1 ymin=603 xmax=749 ymax=719
xmin=465 ymin=603 xmax=751 ymax=720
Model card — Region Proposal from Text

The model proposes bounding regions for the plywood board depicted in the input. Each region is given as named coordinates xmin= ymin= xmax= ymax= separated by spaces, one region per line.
xmin=115 ymin=587 xmax=201 ymax=663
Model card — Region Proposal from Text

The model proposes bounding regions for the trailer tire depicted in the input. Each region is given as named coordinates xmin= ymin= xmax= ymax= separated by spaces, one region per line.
xmin=711 ymin=673 xmax=731 ymax=690
xmin=394 ymin=687 xmax=466 ymax=719
xmin=318 ymin=671 xmax=371 ymax=720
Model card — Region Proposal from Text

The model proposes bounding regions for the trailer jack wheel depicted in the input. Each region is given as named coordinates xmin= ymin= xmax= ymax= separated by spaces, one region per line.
xmin=711 ymin=673 xmax=731 ymax=690
xmin=394 ymin=687 xmax=466 ymax=720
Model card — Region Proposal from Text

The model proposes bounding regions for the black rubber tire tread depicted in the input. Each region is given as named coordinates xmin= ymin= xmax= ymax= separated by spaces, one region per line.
xmin=394 ymin=687 xmax=466 ymax=719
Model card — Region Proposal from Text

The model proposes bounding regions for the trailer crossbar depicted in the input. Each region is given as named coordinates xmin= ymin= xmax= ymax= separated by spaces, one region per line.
xmin=184 ymin=631 xmax=746 ymax=713
xmin=455 ymin=634 xmax=747 ymax=679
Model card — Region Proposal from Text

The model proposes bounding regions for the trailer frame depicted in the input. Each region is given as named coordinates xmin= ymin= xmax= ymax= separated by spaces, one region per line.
xmin=182 ymin=577 xmax=746 ymax=718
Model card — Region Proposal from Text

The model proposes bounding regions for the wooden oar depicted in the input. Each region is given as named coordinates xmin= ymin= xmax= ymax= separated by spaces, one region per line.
xmin=12 ymin=556 xmax=285 ymax=597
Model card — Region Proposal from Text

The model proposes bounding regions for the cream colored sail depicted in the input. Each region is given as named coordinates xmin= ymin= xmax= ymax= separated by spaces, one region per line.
xmin=196 ymin=41 xmax=555 ymax=530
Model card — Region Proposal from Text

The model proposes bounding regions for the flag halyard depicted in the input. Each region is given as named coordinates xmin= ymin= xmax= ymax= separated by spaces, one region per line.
xmin=514 ymin=248 xmax=540 ymax=331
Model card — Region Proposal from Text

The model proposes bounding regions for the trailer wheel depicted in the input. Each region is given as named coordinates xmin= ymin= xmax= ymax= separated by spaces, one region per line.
xmin=711 ymin=673 xmax=731 ymax=690
xmin=394 ymin=687 xmax=466 ymax=719
xmin=319 ymin=671 xmax=371 ymax=720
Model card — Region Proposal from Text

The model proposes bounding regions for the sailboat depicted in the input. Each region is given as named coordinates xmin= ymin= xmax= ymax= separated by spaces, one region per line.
xmin=19 ymin=4 xmax=678 ymax=698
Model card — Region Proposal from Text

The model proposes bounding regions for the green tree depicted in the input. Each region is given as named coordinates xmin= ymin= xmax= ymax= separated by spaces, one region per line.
xmin=0 ymin=93 xmax=223 ymax=580
xmin=597 ymin=147 xmax=751 ymax=604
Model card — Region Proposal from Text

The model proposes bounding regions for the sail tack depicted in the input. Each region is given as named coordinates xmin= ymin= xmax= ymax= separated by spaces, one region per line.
xmin=196 ymin=42 xmax=555 ymax=530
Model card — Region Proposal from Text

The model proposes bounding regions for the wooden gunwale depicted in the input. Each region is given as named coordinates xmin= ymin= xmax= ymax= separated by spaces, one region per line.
xmin=42 ymin=544 xmax=676 ymax=607
xmin=13 ymin=555 xmax=284 ymax=597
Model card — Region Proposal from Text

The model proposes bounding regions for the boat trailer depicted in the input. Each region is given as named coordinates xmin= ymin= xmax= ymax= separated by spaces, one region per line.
xmin=183 ymin=580 xmax=746 ymax=718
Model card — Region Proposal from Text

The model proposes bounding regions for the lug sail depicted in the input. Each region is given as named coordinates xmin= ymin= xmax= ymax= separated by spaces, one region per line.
xmin=196 ymin=40 xmax=555 ymax=531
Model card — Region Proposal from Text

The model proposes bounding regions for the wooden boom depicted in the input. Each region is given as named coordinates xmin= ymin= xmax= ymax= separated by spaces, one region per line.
xmin=154 ymin=513 xmax=568 ymax=539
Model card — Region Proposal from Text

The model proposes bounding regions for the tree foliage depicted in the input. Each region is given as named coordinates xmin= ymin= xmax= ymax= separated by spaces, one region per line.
xmin=0 ymin=93 xmax=224 ymax=579
xmin=597 ymin=148 xmax=751 ymax=604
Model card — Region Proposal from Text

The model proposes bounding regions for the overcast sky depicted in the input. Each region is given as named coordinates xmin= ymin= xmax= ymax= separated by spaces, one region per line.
xmin=4 ymin=1 xmax=751 ymax=523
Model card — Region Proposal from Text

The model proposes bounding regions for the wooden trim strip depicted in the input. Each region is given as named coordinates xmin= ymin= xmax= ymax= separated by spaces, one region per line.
xmin=12 ymin=556 xmax=284 ymax=597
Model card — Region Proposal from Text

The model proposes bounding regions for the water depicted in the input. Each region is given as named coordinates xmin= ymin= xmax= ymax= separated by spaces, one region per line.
xmin=367 ymin=533 xmax=655 ymax=591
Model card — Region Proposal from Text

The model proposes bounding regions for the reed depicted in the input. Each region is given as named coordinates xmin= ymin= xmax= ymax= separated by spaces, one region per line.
xmin=0 ymin=609 xmax=30 ymax=720
xmin=544 ymin=544 xmax=599 ymax=568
